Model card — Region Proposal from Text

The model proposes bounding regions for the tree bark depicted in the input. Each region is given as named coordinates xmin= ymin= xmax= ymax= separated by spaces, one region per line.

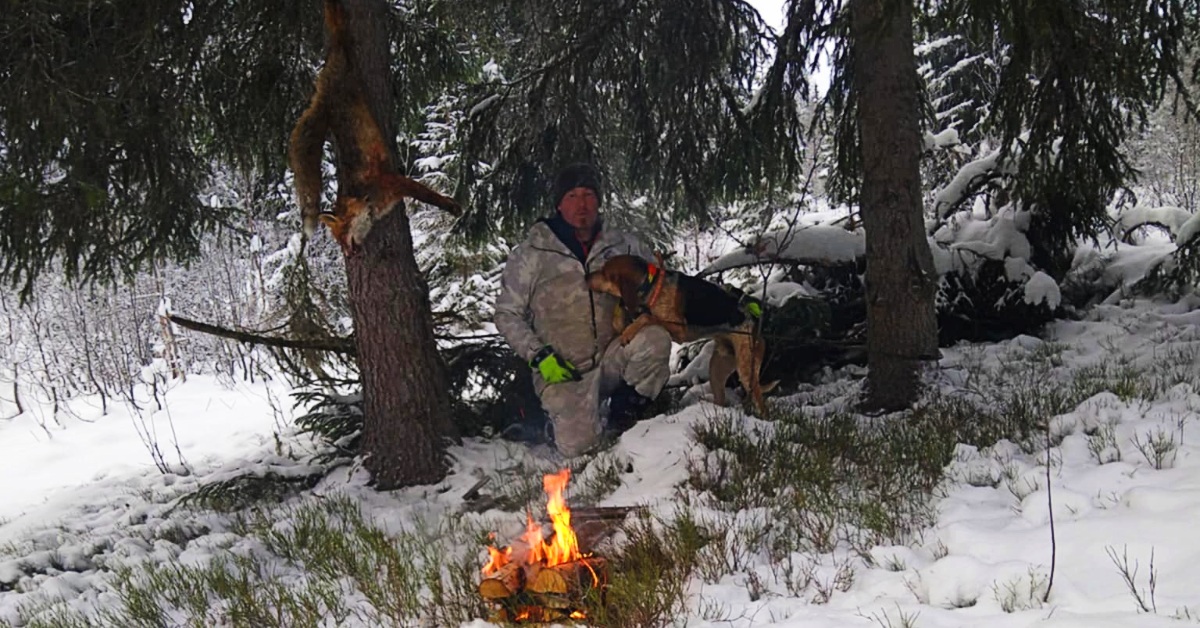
xmin=850 ymin=0 xmax=939 ymax=412
xmin=339 ymin=0 xmax=451 ymax=489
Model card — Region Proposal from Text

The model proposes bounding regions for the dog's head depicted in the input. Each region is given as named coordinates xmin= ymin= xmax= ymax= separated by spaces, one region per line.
xmin=587 ymin=254 xmax=657 ymax=313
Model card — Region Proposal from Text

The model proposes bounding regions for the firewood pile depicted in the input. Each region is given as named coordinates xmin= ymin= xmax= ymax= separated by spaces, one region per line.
xmin=479 ymin=553 xmax=608 ymax=622
xmin=477 ymin=469 xmax=638 ymax=623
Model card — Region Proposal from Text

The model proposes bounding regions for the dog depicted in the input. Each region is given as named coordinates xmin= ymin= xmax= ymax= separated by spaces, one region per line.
xmin=586 ymin=254 xmax=772 ymax=415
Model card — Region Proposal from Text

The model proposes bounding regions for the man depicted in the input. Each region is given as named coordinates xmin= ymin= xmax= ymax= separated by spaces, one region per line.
xmin=495 ymin=163 xmax=671 ymax=456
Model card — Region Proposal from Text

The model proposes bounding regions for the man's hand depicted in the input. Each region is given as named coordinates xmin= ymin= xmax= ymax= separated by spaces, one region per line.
xmin=530 ymin=346 xmax=582 ymax=384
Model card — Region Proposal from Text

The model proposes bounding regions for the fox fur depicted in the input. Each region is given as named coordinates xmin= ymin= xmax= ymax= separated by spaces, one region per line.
xmin=288 ymin=0 xmax=460 ymax=254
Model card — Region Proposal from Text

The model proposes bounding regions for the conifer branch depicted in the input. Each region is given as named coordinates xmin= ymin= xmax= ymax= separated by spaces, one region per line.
xmin=166 ymin=314 xmax=356 ymax=356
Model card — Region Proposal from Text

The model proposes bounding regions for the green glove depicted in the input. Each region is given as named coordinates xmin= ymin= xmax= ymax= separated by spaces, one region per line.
xmin=746 ymin=301 xmax=763 ymax=318
xmin=530 ymin=346 xmax=581 ymax=384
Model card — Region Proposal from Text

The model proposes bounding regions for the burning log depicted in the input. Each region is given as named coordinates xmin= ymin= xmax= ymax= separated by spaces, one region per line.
xmin=478 ymin=469 xmax=612 ymax=623
xmin=478 ymin=559 xmax=525 ymax=600
xmin=491 ymin=606 xmax=580 ymax=623
xmin=528 ymin=556 xmax=607 ymax=597
xmin=529 ymin=557 xmax=608 ymax=618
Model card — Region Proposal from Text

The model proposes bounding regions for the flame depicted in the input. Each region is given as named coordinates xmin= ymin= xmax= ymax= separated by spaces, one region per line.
xmin=543 ymin=468 xmax=582 ymax=566
xmin=481 ymin=469 xmax=603 ymax=625
xmin=482 ymin=542 xmax=511 ymax=575
xmin=523 ymin=510 xmax=546 ymax=564
xmin=482 ymin=468 xmax=587 ymax=571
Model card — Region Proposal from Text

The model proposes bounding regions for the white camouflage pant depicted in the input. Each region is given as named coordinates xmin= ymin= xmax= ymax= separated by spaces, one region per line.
xmin=535 ymin=325 xmax=672 ymax=456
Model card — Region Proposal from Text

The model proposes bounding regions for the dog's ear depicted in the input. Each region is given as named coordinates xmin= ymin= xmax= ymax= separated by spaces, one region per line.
xmin=608 ymin=256 xmax=648 ymax=312
xmin=618 ymin=280 xmax=641 ymax=313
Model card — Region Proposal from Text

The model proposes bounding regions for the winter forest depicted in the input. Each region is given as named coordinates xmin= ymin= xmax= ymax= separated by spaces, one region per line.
xmin=2 ymin=0 xmax=1200 ymax=626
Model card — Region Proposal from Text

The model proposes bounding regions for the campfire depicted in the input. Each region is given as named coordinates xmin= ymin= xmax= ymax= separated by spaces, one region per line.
xmin=479 ymin=469 xmax=609 ymax=623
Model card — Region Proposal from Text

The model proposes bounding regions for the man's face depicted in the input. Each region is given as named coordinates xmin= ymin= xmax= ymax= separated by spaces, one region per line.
xmin=558 ymin=186 xmax=600 ymax=231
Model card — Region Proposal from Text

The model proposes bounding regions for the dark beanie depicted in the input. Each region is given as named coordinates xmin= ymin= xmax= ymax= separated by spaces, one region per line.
xmin=551 ymin=163 xmax=602 ymax=208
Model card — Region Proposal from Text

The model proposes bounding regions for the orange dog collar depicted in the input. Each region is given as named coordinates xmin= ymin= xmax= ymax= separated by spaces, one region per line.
xmin=645 ymin=263 xmax=666 ymax=308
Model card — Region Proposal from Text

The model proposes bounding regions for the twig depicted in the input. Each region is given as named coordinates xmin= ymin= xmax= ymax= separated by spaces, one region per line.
xmin=463 ymin=476 xmax=491 ymax=501
xmin=1106 ymin=545 xmax=1158 ymax=613
xmin=1043 ymin=420 xmax=1056 ymax=603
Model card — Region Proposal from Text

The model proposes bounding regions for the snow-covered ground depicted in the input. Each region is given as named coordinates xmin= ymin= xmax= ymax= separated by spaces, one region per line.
xmin=4 ymin=298 xmax=1200 ymax=626
xmin=0 ymin=375 xmax=296 ymax=533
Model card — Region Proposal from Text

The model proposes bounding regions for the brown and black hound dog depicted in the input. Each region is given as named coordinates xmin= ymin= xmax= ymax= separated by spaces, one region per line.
xmin=586 ymin=254 xmax=772 ymax=415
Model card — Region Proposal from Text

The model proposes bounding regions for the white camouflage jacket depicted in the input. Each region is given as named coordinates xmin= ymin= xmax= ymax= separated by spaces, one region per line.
xmin=495 ymin=219 xmax=655 ymax=373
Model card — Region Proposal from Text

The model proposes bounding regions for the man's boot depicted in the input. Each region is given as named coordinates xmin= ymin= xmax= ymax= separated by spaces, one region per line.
xmin=606 ymin=381 xmax=653 ymax=436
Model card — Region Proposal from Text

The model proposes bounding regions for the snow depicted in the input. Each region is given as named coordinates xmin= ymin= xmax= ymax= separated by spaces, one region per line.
xmin=932 ymin=147 xmax=1009 ymax=219
xmin=702 ymin=225 xmax=865 ymax=275
xmin=1073 ymin=241 xmax=1177 ymax=300
xmin=468 ymin=93 xmax=503 ymax=118
xmin=694 ymin=191 xmax=1078 ymax=316
xmin=923 ymin=127 xmax=960 ymax=150
xmin=1176 ymin=212 xmax=1200 ymax=246
xmin=762 ymin=280 xmax=820 ymax=304
xmin=0 ymin=375 xmax=293 ymax=534
xmin=1117 ymin=205 xmax=1194 ymax=241
xmin=4 ymin=299 xmax=1200 ymax=625
xmin=1023 ymin=271 xmax=1061 ymax=309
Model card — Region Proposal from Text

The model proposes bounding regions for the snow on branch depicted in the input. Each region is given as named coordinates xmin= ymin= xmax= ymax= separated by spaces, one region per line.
xmin=931 ymin=147 xmax=1011 ymax=220
xmin=1116 ymin=205 xmax=1195 ymax=243
xmin=699 ymin=225 xmax=865 ymax=276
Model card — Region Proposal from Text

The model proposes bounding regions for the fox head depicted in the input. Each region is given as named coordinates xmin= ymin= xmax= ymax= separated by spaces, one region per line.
xmin=320 ymin=196 xmax=373 ymax=256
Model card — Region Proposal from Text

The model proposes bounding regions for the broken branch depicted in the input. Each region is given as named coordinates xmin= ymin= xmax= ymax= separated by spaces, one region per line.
xmin=167 ymin=314 xmax=356 ymax=356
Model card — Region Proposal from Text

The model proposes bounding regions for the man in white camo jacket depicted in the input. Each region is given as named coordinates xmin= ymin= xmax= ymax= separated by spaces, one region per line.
xmin=494 ymin=163 xmax=671 ymax=456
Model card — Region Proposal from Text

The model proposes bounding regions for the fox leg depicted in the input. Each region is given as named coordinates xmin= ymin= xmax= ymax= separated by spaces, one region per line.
xmin=371 ymin=171 xmax=461 ymax=215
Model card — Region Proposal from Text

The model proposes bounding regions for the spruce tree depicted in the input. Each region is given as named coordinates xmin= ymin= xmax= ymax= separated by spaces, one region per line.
xmin=329 ymin=0 xmax=455 ymax=488
xmin=919 ymin=0 xmax=1200 ymax=276
xmin=0 ymin=0 xmax=468 ymax=489
xmin=849 ymin=0 xmax=939 ymax=411
xmin=0 ymin=2 xmax=320 ymax=296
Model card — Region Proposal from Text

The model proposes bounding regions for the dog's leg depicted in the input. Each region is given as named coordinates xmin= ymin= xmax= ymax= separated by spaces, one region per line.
xmin=612 ymin=305 xmax=629 ymax=335
xmin=619 ymin=313 xmax=654 ymax=346
xmin=708 ymin=337 xmax=737 ymax=407
xmin=735 ymin=330 xmax=768 ymax=415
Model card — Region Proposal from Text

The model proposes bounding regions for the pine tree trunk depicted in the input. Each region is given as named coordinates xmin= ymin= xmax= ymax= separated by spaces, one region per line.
xmin=346 ymin=211 xmax=449 ymax=489
xmin=850 ymin=0 xmax=939 ymax=412
xmin=339 ymin=0 xmax=450 ymax=489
